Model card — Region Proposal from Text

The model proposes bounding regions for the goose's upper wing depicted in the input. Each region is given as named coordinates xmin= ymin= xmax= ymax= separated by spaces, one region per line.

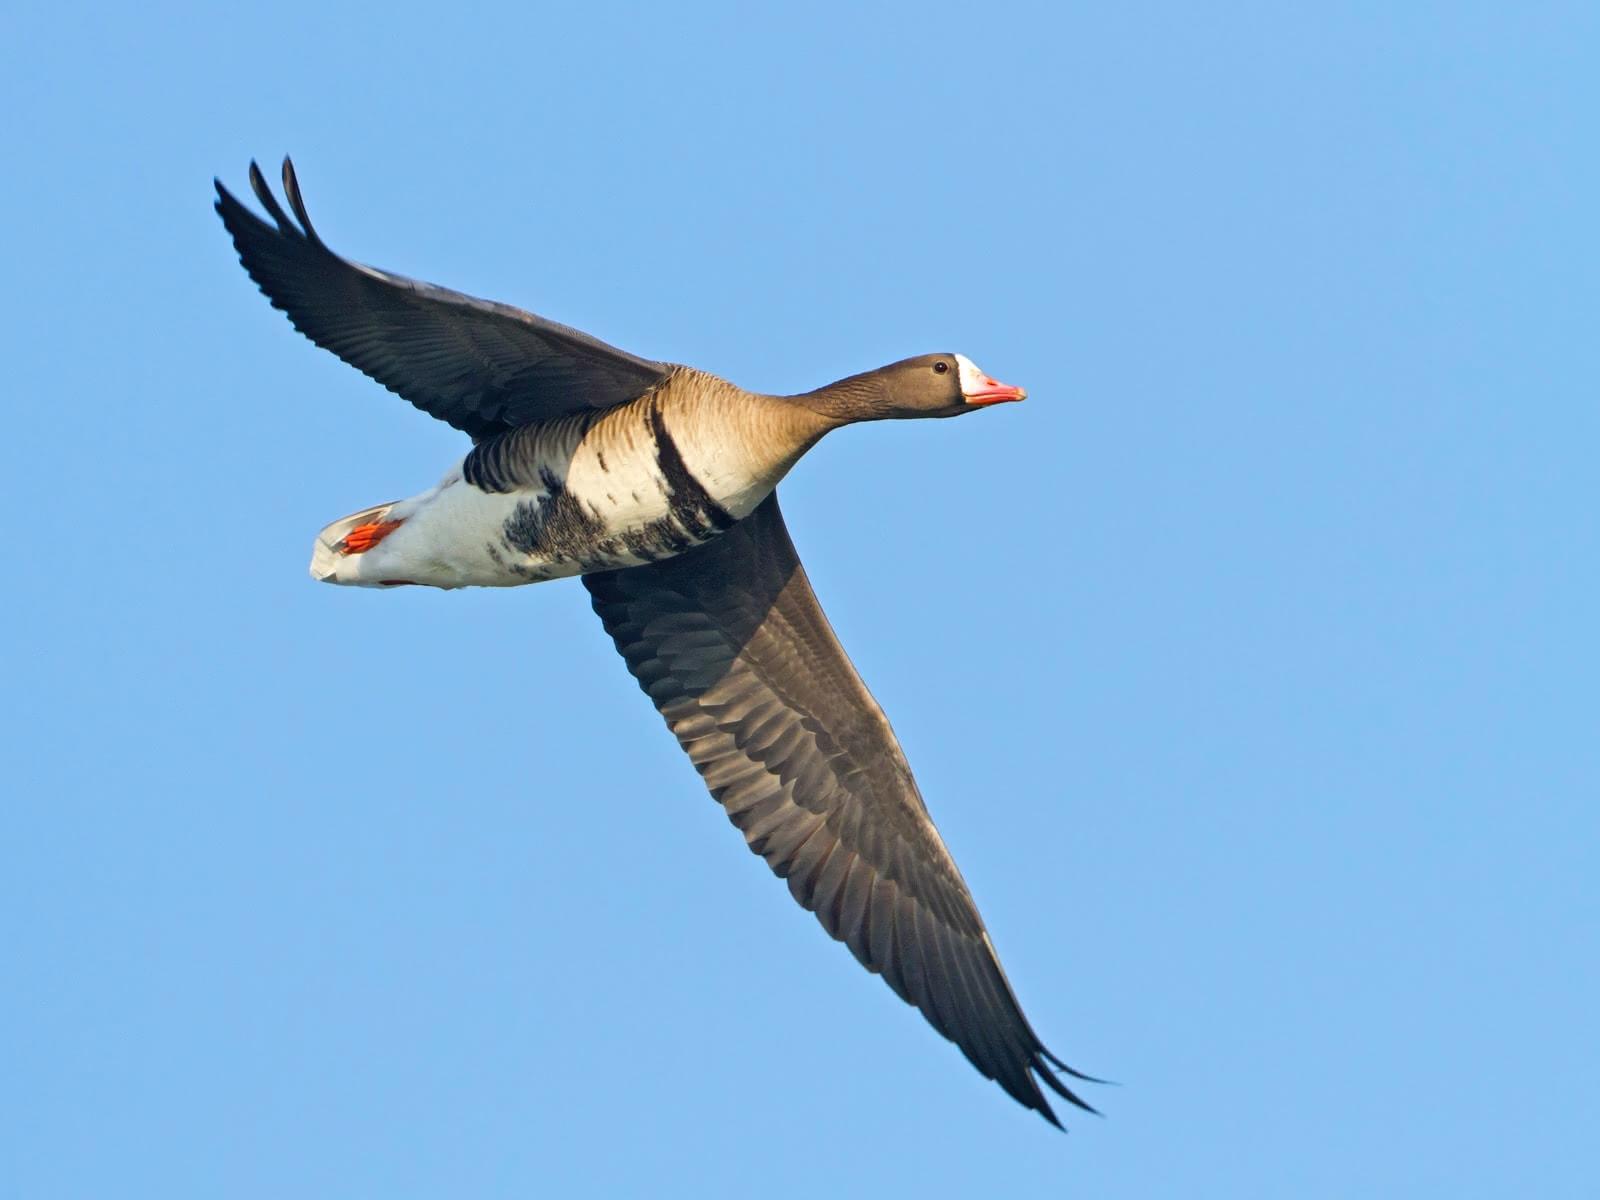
xmin=582 ymin=495 xmax=1096 ymax=1126
xmin=214 ymin=159 xmax=671 ymax=440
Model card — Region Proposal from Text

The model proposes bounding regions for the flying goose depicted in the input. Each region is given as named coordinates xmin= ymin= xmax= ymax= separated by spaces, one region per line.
xmin=215 ymin=159 xmax=1098 ymax=1127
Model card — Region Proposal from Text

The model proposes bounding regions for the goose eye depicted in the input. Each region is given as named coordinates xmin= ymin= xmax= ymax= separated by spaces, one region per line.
xmin=933 ymin=361 xmax=949 ymax=374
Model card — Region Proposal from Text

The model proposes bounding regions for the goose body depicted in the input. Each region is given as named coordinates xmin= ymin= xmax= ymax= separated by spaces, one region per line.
xmin=217 ymin=158 xmax=1097 ymax=1128
xmin=312 ymin=371 xmax=826 ymax=588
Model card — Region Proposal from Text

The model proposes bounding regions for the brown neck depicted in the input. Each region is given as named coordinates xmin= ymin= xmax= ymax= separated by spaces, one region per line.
xmin=788 ymin=370 xmax=890 ymax=425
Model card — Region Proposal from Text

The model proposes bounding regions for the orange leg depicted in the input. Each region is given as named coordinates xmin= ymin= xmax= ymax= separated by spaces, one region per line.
xmin=339 ymin=519 xmax=404 ymax=556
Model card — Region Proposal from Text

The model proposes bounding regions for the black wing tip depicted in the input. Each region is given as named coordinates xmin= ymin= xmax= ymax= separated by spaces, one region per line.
xmin=213 ymin=174 xmax=245 ymax=211
xmin=212 ymin=176 xmax=269 ymax=248
xmin=246 ymin=158 xmax=271 ymax=208
xmin=210 ymin=155 xmax=323 ymax=250
xmin=1041 ymin=1045 xmax=1116 ymax=1087
xmin=1028 ymin=1050 xmax=1102 ymax=1127
xmin=279 ymin=156 xmax=323 ymax=246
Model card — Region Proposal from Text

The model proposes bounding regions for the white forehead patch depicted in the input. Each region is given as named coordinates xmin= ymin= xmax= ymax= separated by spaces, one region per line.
xmin=955 ymin=353 xmax=986 ymax=397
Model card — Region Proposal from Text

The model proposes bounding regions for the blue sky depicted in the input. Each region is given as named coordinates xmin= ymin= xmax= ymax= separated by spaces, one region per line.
xmin=3 ymin=2 xmax=1596 ymax=1196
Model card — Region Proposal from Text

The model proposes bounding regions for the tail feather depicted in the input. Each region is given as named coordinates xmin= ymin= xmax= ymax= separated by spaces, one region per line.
xmin=310 ymin=500 xmax=400 ymax=583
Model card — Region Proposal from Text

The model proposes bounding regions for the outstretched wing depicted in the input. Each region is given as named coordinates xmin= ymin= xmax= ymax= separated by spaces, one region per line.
xmin=583 ymin=495 xmax=1097 ymax=1126
xmin=214 ymin=158 xmax=672 ymax=440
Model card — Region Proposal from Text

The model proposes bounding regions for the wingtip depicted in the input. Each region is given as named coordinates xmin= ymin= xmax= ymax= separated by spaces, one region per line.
xmin=1041 ymin=1046 xmax=1116 ymax=1087
xmin=213 ymin=177 xmax=249 ymax=227
xmin=1031 ymin=1047 xmax=1105 ymax=1121
xmin=279 ymin=154 xmax=323 ymax=245
xmin=240 ymin=157 xmax=306 ymax=239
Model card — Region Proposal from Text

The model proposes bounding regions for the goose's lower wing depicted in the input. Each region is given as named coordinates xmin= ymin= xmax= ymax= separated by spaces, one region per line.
xmin=582 ymin=494 xmax=1095 ymax=1126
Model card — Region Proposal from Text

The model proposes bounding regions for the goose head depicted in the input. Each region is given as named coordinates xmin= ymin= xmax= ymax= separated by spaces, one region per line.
xmin=802 ymin=353 xmax=1027 ymax=423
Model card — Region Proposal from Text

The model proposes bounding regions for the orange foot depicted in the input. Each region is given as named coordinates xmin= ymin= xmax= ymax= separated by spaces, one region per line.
xmin=339 ymin=519 xmax=404 ymax=555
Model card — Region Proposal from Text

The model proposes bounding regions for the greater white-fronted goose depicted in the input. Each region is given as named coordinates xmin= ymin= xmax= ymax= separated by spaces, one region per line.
xmin=216 ymin=158 xmax=1098 ymax=1126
